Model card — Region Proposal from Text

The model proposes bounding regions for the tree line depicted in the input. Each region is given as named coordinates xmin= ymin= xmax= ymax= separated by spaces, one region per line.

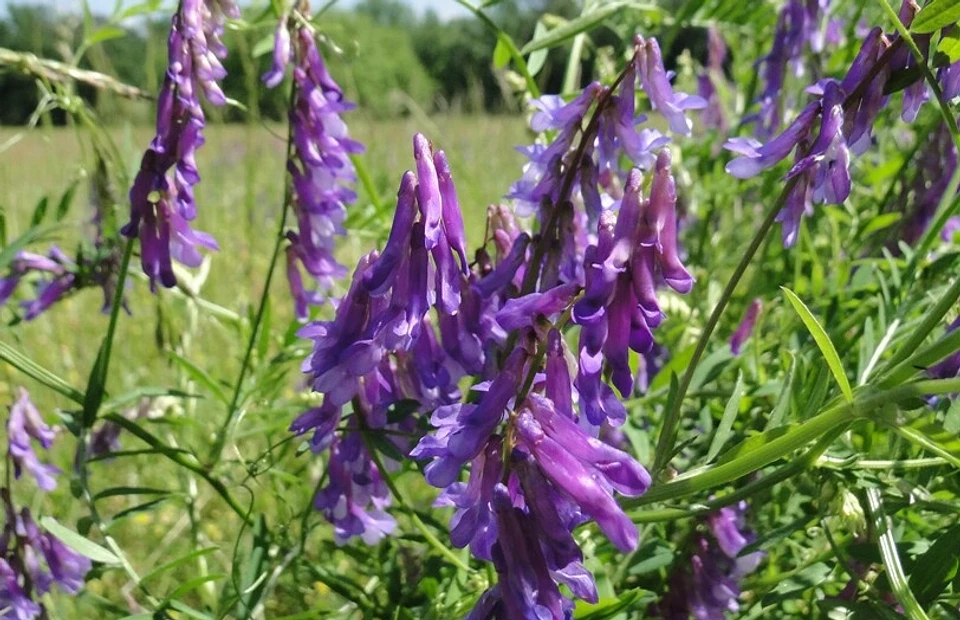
xmin=0 ymin=0 xmax=593 ymax=125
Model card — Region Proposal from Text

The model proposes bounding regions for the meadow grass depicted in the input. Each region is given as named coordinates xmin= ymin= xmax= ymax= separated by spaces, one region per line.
xmin=0 ymin=115 xmax=526 ymax=615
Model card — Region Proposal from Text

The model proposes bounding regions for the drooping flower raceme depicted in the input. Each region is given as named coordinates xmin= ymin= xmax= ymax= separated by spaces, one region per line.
xmin=509 ymin=34 xmax=699 ymax=236
xmin=123 ymin=0 xmax=238 ymax=288
xmin=725 ymin=0 xmax=960 ymax=247
xmin=656 ymin=502 xmax=764 ymax=619
xmin=294 ymin=32 xmax=698 ymax=615
xmin=2 ymin=388 xmax=92 ymax=618
xmin=263 ymin=14 xmax=364 ymax=319
xmin=753 ymin=0 xmax=833 ymax=139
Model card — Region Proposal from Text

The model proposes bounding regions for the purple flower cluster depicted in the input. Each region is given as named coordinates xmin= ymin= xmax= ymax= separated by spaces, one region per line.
xmin=293 ymin=32 xmax=698 ymax=615
xmin=0 ymin=160 xmax=131 ymax=321
xmin=0 ymin=248 xmax=77 ymax=321
xmin=509 ymin=35 xmax=702 ymax=234
xmin=123 ymin=0 xmax=238 ymax=288
xmin=574 ymin=154 xmax=693 ymax=424
xmin=753 ymin=0 xmax=835 ymax=139
xmin=263 ymin=16 xmax=364 ymax=319
xmin=656 ymin=502 xmax=764 ymax=619
xmin=2 ymin=389 xmax=92 ymax=618
xmin=726 ymin=0 xmax=960 ymax=247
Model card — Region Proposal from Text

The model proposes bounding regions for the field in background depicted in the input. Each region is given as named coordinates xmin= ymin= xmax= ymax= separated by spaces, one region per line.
xmin=0 ymin=115 xmax=526 ymax=615
xmin=0 ymin=115 xmax=526 ymax=405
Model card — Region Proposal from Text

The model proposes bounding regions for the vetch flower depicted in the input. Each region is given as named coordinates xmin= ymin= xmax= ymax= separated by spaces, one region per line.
xmin=636 ymin=36 xmax=707 ymax=136
xmin=730 ymin=298 xmax=763 ymax=355
xmin=122 ymin=0 xmax=237 ymax=287
xmin=6 ymin=389 xmax=59 ymax=491
xmin=656 ymin=502 xmax=763 ymax=619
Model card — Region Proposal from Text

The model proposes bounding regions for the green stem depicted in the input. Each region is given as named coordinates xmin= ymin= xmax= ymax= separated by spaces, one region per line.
xmin=209 ymin=79 xmax=297 ymax=463
xmin=651 ymin=181 xmax=791 ymax=476
xmin=359 ymin=428 xmax=474 ymax=573
xmin=103 ymin=413 xmax=255 ymax=526
xmin=633 ymin=378 xmax=960 ymax=508
xmin=866 ymin=488 xmax=930 ymax=620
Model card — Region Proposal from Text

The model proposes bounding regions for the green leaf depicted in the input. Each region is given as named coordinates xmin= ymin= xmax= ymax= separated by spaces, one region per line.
xmin=252 ymin=33 xmax=276 ymax=58
xmin=29 ymin=197 xmax=48 ymax=227
xmin=0 ymin=341 xmax=85 ymax=404
xmin=574 ymin=589 xmax=651 ymax=619
xmin=168 ymin=351 xmax=229 ymax=405
xmin=782 ymin=287 xmax=853 ymax=402
xmin=168 ymin=600 xmax=216 ymax=620
xmin=493 ymin=36 xmax=511 ymax=69
xmin=526 ymin=21 xmax=549 ymax=76
xmin=140 ymin=546 xmax=219 ymax=583
xmin=164 ymin=574 xmax=227 ymax=602
xmin=39 ymin=517 xmax=119 ymax=565
xmin=706 ymin=372 xmax=744 ymax=463
xmin=521 ymin=2 xmax=657 ymax=54
xmin=909 ymin=523 xmax=960 ymax=604
xmin=912 ymin=0 xmax=960 ymax=34
xmin=715 ymin=423 xmax=797 ymax=466
xmin=85 ymin=25 xmax=126 ymax=46
xmin=938 ymin=29 xmax=960 ymax=63
xmin=93 ymin=486 xmax=170 ymax=500
xmin=117 ymin=0 xmax=161 ymax=19
xmin=82 ymin=342 xmax=109 ymax=427
xmin=886 ymin=412 xmax=960 ymax=468
xmin=865 ymin=489 xmax=929 ymax=620
xmin=766 ymin=356 xmax=797 ymax=429
xmin=108 ymin=498 xmax=169 ymax=523
xmin=862 ymin=213 xmax=902 ymax=236
xmin=55 ymin=182 xmax=78 ymax=222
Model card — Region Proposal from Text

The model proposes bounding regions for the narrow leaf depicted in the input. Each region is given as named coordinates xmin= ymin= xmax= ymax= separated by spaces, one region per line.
xmin=766 ymin=356 xmax=797 ymax=429
xmin=0 ymin=341 xmax=85 ymax=404
xmin=706 ymin=372 xmax=744 ymax=463
xmin=910 ymin=523 xmax=960 ymax=604
xmin=521 ymin=2 xmax=657 ymax=54
xmin=168 ymin=351 xmax=229 ymax=405
xmin=30 ymin=197 xmax=48 ymax=227
xmin=141 ymin=546 xmax=219 ymax=583
xmin=886 ymin=412 xmax=960 ymax=468
xmin=782 ymin=287 xmax=853 ymax=401
xmin=39 ymin=517 xmax=119 ymax=564
xmin=493 ymin=36 xmax=511 ymax=68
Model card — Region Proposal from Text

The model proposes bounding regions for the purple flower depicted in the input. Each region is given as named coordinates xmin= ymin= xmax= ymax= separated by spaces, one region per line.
xmin=0 ymin=559 xmax=42 ymax=620
xmin=730 ymin=299 xmax=763 ymax=355
xmin=572 ymin=164 xmax=693 ymax=405
xmin=515 ymin=394 xmax=648 ymax=552
xmin=313 ymin=431 xmax=397 ymax=545
xmin=123 ymin=0 xmax=236 ymax=287
xmin=656 ymin=502 xmax=763 ymax=619
xmin=435 ymin=436 xmax=503 ymax=561
xmin=724 ymin=101 xmax=820 ymax=179
xmin=270 ymin=25 xmax=363 ymax=317
xmin=7 ymin=389 xmax=59 ymax=492
xmin=411 ymin=348 xmax=528 ymax=488
xmin=636 ymin=36 xmax=707 ymax=136
xmin=36 ymin=532 xmax=91 ymax=594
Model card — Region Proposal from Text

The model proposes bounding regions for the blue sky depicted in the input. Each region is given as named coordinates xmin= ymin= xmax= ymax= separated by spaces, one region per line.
xmin=0 ymin=0 xmax=470 ymax=20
